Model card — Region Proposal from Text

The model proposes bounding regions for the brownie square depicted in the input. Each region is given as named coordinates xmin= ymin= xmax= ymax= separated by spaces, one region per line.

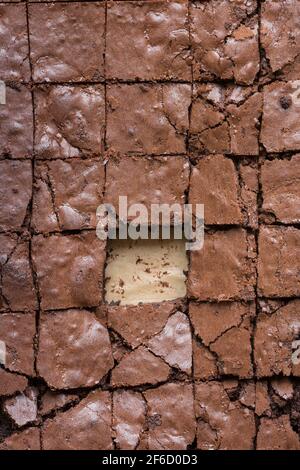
xmin=42 ymin=390 xmax=113 ymax=450
xmin=32 ymin=232 xmax=106 ymax=310
xmin=0 ymin=85 xmax=33 ymax=159
xmin=191 ymin=301 xmax=255 ymax=378
xmin=0 ymin=312 xmax=35 ymax=376
xmin=261 ymin=0 xmax=300 ymax=73
xmin=0 ymin=5 xmax=30 ymax=82
xmin=188 ymin=228 xmax=256 ymax=301
xmin=261 ymin=155 xmax=300 ymax=224
xmin=190 ymin=84 xmax=262 ymax=155
xmin=106 ymin=0 xmax=191 ymax=80
xmin=255 ymin=300 xmax=300 ymax=378
xmin=37 ymin=310 xmax=113 ymax=389
xmin=106 ymin=84 xmax=190 ymax=154
xmin=0 ymin=160 xmax=32 ymax=232
xmin=34 ymin=85 xmax=105 ymax=159
xmin=191 ymin=0 xmax=259 ymax=84
xmin=32 ymin=158 xmax=105 ymax=233
xmin=258 ymin=226 xmax=300 ymax=298
xmin=29 ymin=3 xmax=105 ymax=82
xmin=0 ymin=235 xmax=37 ymax=312
xmin=105 ymin=155 xmax=189 ymax=221
xmin=195 ymin=381 xmax=256 ymax=450
xmin=257 ymin=415 xmax=300 ymax=450
xmin=261 ymin=81 xmax=300 ymax=152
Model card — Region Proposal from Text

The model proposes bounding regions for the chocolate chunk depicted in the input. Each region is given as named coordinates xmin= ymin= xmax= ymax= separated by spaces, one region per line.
xmin=32 ymin=232 xmax=106 ymax=310
xmin=29 ymin=3 xmax=105 ymax=82
xmin=42 ymin=390 xmax=112 ymax=450
xmin=37 ymin=310 xmax=113 ymax=389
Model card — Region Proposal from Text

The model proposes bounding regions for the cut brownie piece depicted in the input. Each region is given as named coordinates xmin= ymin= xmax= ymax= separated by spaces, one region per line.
xmin=42 ymin=390 xmax=113 ymax=450
xmin=191 ymin=0 xmax=259 ymax=84
xmin=0 ymin=85 xmax=33 ymax=159
xmin=32 ymin=158 xmax=105 ymax=233
xmin=0 ymin=428 xmax=40 ymax=451
xmin=29 ymin=3 xmax=105 ymax=82
xmin=141 ymin=383 xmax=195 ymax=450
xmin=261 ymin=81 xmax=300 ymax=152
xmin=113 ymin=390 xmax=146 ymax=450
xmin=106 ymin=0 xmax=191 ymax=80
xmin=258 ymin=226 xmax=300 ymax=298
xmin=0 ymin=236 xmax=37 ymax=312
xmin=0 ymin=4 xmax=30 ymax=82
xmin=257 ymin=415 xmax=300 ymax=450
xmin=107 ymin=84 xmax=190 ymax=154
xmin=255 ymin=300 xmax=300 ymax=377
xmin=37 ymin=310 xmax=113 ymax=389
xmin=188 ymin=228 xmax=256 ymax=301
xmin=105 ymin=155 xmax=189 ymax=222
xmin=32 ymin=232 xmax=106 ymax=310
xmin=0 ymin=160 xmax=32 ymax=232
xmin=195 ymin=381 xmax=256 ymax=450
xmin=190 ymin=302 xmax=255 ymax=379
xmin=261 ymin=155 xmax=300 ymax=224
xmin=0 ymin=312 xmax=35 ymax=376
xmin=261 ymin=0 xmax=300 ymax=73
xmin=190 ymin=84 xmax=262 ymax=155
xmin=3 ymin=387 xmax=38 ymax=427
xmin=0 ymin=369 xmax=27 ymax=397
xmin=34 ymin=85 xmax=105 ymax=159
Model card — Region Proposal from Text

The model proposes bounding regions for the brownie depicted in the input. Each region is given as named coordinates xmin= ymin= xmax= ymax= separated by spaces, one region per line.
xmin=0 ymin=236 xmax=37 ymax=312
xmin=257 ymin=416 xmax=300 ymax=450
xmin=258 ymin=226 xmax=300 ymax=298
xmin=0 ymin=85 xmax=33 ymax=159
xmin=29 ymin=3 xmax=105 ymax=82
xmin=106 ymin=1 xmax=191 ymax=80
xmin=0 ymin=160 xmax=32 ymax=232
xmin=261 ymin=155 xmax=300 ymax=224
xmin=113 ymin=390 xmax=146 ymax=450
xmin=195 ymin=381 xmax=256 ymax=450
xmin=0 ymin=428 xmax=40 ymax=451
xmin=34 ymin=85 xmax=105 ymax=159
xmin=111 ymin=346 xmax=171 ymax=387
xmin=261 ymin=81 xmax=300 ymax=152
xmin=106 ymin=84 xmax=190 ymax=154
xmin=37 ymin=310 xmax=113 ymax=389
xmin=188 ymin=228 xmax=256 ymax=301
xmin=105 ymin=155 xmax=189 ymax=221
xmin=261 ymin=0 xmax=300 ymax=74
xmin=191 ymin=0 xmax=259 ymax=84
xmin=0 ymin=369 xmax=27 ymax=397
xmin=190 ymin=84 xmax=262 ymax=155
xmin=42 ymin=390 xmax=113 ymax=450
xmin=255 ymin=300 xmax=300 ymax=377
xmin=3 ymin=387 xmax=38 ymax=427
xmin=141 ymin=383 xmax=195 ymax=450
xmin=40 ymin=391 xmax=78 ymax=417
xmin=32 ymin=232 xmax=106 ymax=310
xmin=107 ymin=301 xmax=181 ymax=348
xmin=32 ymin=158 xmax=105 ymax=233
xmin=0 ymin=5 xmax=30 ymax=82
xmin=191 ymin=302 xmax=255 ymax=378
xmin=0 ymin=312 xmax=35 ymax=376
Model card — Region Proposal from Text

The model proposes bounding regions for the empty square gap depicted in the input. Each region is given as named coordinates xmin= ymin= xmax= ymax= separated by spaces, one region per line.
xmin=105 ymin=238 xmax=188 ymax=306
